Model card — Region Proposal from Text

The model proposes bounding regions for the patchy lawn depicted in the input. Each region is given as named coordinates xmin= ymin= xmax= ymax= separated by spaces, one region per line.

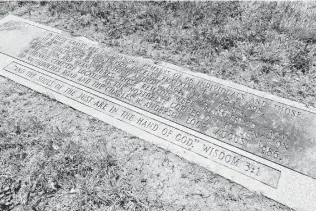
xmin=2 ymin=1 xmax=315 ymax=210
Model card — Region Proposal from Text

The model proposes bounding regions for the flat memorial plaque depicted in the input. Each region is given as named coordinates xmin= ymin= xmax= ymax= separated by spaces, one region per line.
xmin=0 ymin=15 xmax=316 ymax=211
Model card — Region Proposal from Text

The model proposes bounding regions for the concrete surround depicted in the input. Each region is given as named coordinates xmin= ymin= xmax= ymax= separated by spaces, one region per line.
xmin=0 ymin=15 xmax=316 ymax=211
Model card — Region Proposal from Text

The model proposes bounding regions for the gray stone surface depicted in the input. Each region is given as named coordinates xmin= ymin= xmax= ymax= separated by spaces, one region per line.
xmin=1 ymin=15 xmax=316 ymax=211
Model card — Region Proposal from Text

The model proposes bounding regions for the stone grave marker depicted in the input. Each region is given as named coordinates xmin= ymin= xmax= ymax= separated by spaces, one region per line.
xmin=0 ymin=15 xmax=316 ymax=211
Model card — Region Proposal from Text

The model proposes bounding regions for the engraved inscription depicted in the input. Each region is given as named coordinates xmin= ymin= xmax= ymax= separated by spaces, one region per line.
xmin=3 ymin=62 xmax=281 ymax=188
xmin=1 ymin=22 xmax=316 ymax=179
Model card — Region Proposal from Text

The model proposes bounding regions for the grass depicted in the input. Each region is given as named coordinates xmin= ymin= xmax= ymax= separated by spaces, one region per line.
xmin=0 ymin=80 xmax=149 ymax=211
xmin=26 ymin=1 xmax=316 ymax=107
xmin=1 ymin=1 xmax=314 ymax=210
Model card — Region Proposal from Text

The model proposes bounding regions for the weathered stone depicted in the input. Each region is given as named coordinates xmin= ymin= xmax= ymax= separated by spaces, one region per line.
xmin=0 ymin=15 xmax=316 ymax=211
